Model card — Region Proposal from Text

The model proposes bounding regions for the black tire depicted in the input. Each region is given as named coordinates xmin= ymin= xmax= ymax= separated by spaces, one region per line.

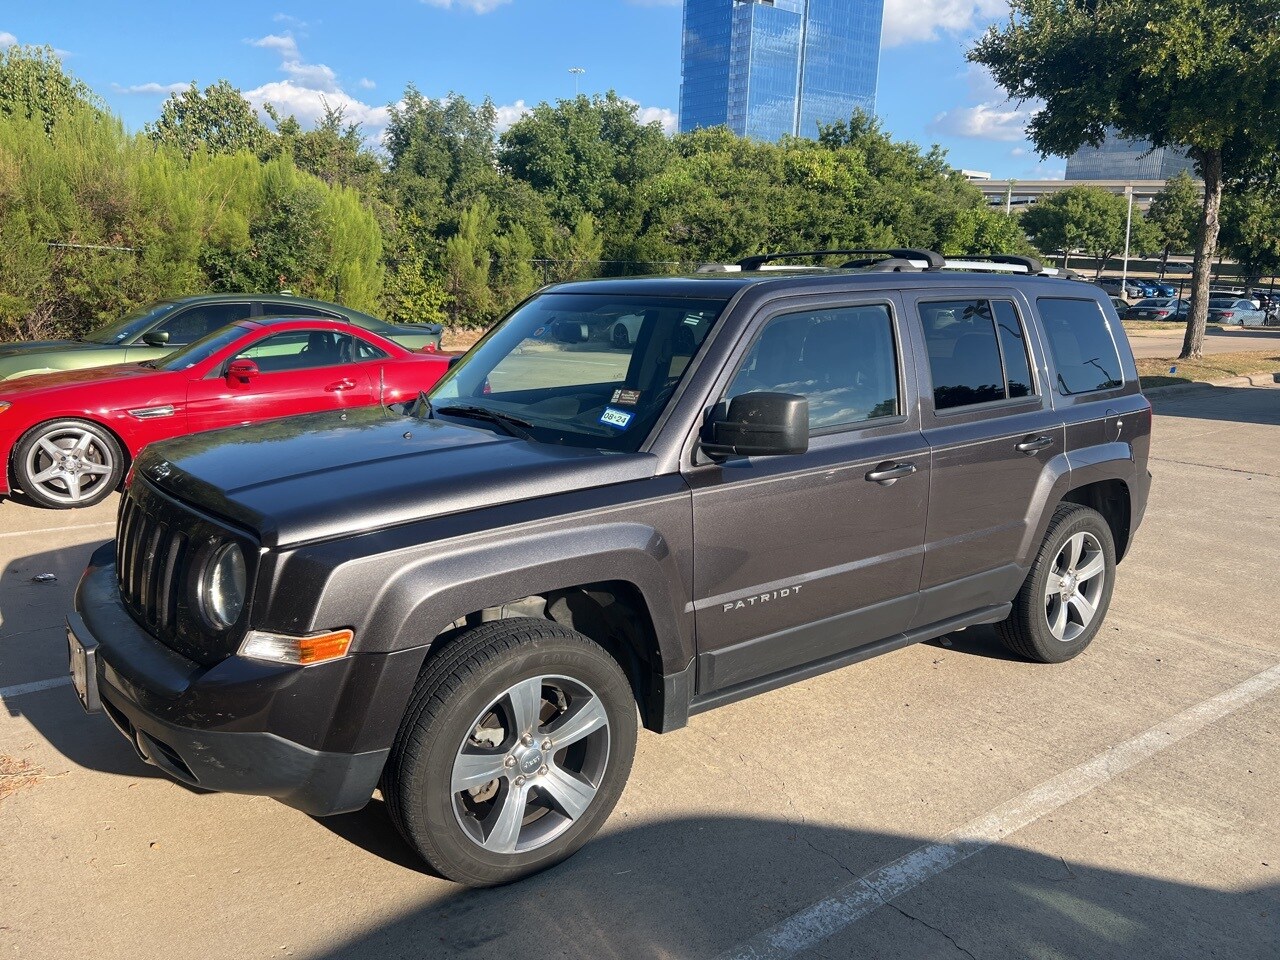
xmin=996 ymin=504 xmax=1117 ymax=663
xmin=382 ymin=617 xmax=637 ymax=886
xmin=12 ymin=418 xmax=125 ymax=509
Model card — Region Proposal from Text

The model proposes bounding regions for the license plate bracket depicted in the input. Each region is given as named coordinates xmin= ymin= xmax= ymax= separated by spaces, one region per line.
xmin=67 ymin=618 xmax=101 ymax=713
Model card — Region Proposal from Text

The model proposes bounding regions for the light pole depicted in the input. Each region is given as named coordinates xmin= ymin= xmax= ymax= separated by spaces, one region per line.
xmin=1121 ymin=183 xmax=1134 ymax=290
xmin=568 ymin=67 xmax=585 ymax=97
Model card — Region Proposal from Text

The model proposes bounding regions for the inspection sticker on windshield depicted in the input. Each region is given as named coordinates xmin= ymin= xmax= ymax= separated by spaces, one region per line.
xmin=610 ymin=388 xmax=641 ymax=407
xmin=599 ymin=407 xmax=633 ymax=430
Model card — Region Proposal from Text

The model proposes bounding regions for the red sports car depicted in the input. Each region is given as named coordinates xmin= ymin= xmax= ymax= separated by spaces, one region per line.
xmin=0 ymin=317 xmax=451 ymax=509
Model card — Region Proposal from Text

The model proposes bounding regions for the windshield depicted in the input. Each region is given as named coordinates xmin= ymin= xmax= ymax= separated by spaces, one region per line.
xmin=150 ymin=324 xmax=249 ymax=371
xmin=429 ymin=292 xmax=730 ymax=451
xmin=84 ymin=301 xmax=180 ymax=344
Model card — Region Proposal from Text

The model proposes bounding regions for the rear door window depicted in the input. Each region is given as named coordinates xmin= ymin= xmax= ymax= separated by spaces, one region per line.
xmin=1036 ymin=298 xmax=1124 ymax=395
xmin=919 ymin=299 xmax=1036 ymax=411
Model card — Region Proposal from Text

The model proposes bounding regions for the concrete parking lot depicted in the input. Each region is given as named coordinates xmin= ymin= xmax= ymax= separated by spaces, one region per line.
xmin=1124 ymin=324 xmax=1280 ymax=359
xmin=2 ymin=381 xmax=1278 ymax=959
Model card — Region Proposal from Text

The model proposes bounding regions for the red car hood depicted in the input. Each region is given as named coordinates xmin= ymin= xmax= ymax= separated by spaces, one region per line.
xmin=0 ymin=362 xmax=166 ymax=399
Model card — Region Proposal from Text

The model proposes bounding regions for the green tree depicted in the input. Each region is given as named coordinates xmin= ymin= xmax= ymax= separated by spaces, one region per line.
xmin=1003 ymin=186 xmax=1132 ymax=276
xmin=970 ymin=0 xmax=1280 ymax=358
xmin=0 ymin=44 xmax=98 ymax=134
xmin=1221 ymin=185 xmax=1280 ymax=287
xmin=146 ymin=80 xmax=271 ymax=158
xmin=1146 ymin=172 xmax=1202 ymax=278
xmin=441 ymin=199 xmax=496 ymax=327
xmin=492 ymin=224 xmax=539 ymax=310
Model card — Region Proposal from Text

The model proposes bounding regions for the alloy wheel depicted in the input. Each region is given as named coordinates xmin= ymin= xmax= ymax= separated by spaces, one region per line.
xmin=1043 ymin=531 xmax=1106 ymax=642
xmin=24 ymin=427 xmax=115 ymax=506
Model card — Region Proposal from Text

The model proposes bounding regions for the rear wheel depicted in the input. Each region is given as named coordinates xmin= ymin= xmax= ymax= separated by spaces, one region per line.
xmin=13 ymin=419 xmax=124 ymax=509
xmin=997 ymin=504 xmax=1116 ymax=663
xmin=382 ymin=618 xmax=637 ymax=886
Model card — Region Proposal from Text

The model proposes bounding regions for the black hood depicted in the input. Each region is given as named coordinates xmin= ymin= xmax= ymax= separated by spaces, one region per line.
xmin=136 ymin=407 xmax=655 ymax=547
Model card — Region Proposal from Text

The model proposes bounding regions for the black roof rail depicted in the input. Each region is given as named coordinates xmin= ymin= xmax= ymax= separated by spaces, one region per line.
xmin=738 ymin=248 xmax=946 ymax=272
xmin=955 ymin=253 xmax=1045 ymax=275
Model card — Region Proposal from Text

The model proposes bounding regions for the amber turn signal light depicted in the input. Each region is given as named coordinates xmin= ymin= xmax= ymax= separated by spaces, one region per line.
xmin=239 ymin=628 xmax=354 ymax=665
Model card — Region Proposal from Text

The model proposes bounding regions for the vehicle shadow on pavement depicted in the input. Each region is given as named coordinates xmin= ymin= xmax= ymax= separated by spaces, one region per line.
xmin=1152 ymin=384 xmax=1280 ymax=426
xmin=305 ymin=814 xmax=1278 ymax=959
xmin=925 ymin=623 xmax=1027 ymax=661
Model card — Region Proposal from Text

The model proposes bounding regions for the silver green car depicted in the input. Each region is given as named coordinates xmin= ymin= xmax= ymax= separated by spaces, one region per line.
xmin=0 ymin=294 xmax=443 ymax=381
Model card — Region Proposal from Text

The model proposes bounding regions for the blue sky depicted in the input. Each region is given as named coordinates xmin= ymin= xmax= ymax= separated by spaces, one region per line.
xmin=1 ymin=0 xmax=1064 ymax=179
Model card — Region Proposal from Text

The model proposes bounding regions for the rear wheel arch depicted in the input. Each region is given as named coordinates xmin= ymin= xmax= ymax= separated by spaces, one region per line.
xmin=1061 ymin=478 xmax=1132 ymax=561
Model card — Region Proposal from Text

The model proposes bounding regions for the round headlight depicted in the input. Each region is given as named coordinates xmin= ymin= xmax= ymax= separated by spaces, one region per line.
xmin=200 ymin=541 xmax=246 ymax=630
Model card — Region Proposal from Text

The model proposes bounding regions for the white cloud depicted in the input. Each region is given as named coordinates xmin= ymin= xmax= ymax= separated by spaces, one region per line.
xmin=282 ymin=59 xmax=339 ymax=92
xmin=272 ymin=13 xmax=308 ymax=27
xmin=930 ymin=101 xmax=1037 ymax=142
xmin=357 ymin=77 xmax=376 ymax=90
xmin=420 ymin=0 xmax=513 ymax=12
xmin=111 ymin=81 xmax=189 ymax=95
xmin=245 ymin=80 xmax=393 ymax=132
xmin=0 ymin=31 xmax=17 ymax=48
xmin=248 ymin=32 xmax=300 ymax=61
xmin=494 ymin=100 xmax=532 ymax=133
xmin=635 ymin=105 xmax=677 ymax=134
xmin=882 ymin=0 xmax=1005 ymax=47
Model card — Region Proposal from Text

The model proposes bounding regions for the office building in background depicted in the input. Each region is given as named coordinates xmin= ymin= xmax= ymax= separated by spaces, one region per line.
xmin=1066 ymin=132 xmax=1197 ymax=180
xmin=679 ymin=0 xmax=884 ymax=142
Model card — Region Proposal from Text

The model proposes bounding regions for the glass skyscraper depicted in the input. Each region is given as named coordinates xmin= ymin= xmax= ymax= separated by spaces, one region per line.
xmin=1065 ymin=132 xmax=1197 ymax=180
xmin=679 ymin=0 xmax=884 ymax=142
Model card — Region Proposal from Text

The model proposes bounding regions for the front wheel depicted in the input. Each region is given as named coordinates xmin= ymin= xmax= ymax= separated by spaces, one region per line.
xmin=382 ymin=618 xmax=637 ymax=886
xmin=12 ymin=419 xmax=125 ymax=509
xmin=997 ymin=504 xmax=1116 ymax=663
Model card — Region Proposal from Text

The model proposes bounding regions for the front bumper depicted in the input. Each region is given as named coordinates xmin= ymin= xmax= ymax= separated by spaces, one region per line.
xmin=71 ymin=543 xmax=396 ymax=816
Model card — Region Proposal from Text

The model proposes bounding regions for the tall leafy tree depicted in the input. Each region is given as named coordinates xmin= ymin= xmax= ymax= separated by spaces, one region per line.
xmin=1146 ymin=171 xmax=1202 ymax=278
xmin=146 ymin=80 xmax=271 ymax=158
xmin=0 ymin=44 xmax=99 ymax=133
xmin=1221 ymin=186 xmax=1280 ymax=288
xmin=970 ymin=0 xmax=1280 ymax=358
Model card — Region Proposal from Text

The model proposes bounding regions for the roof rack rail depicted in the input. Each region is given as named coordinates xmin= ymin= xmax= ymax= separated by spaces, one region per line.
xmin=947 ymin=254 xmax=1045 ymax=275
xmin=738 ymin=248 xmax=946 ymax=272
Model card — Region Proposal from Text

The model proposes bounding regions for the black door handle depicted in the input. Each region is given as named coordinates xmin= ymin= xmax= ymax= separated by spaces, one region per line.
xmin=1016 ymin=435 xmax=1054 ymax=454
xmin=865 ymin=461 xmax=917 ymax=485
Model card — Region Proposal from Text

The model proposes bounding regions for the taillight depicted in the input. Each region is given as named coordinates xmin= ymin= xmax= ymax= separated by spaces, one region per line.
xmin=1221 ymin=311 xmax=1234 ymax=319
xmin=1155 ymin=311 xmax=1169 ymax=317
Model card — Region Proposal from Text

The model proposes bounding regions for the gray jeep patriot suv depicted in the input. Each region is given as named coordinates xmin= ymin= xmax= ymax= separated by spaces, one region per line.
xmin=68 ymin=249 xmax=1151 ymax=886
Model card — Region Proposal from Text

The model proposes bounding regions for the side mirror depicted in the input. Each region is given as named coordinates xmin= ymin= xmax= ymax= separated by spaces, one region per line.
xmin=141 ymin=330 xmax=170 ymax=347
xmin=227 ymin=358 xmax=259 ymax=384
xmin=700 ymin=392 xmax=808 ymax=459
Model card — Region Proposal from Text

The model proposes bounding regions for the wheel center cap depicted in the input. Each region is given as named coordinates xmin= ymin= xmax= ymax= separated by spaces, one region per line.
xmin=516 ymin=746 xmax=543 ymax=775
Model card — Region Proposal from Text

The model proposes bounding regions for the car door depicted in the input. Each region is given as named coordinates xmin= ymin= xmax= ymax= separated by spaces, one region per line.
xmin=685 ymin=296 xmax=931 ymax=696
xmin=185 ymin=329 xmax=375 ymax=431
xmin=906 ymin=291 xmax=1066 ymax=629
xmin=124 ymin=301 xmax=254 ymax=362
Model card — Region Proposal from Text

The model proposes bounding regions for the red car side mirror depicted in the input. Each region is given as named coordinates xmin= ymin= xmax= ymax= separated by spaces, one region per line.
xmin=227 ymin=358 xmax=259 ymax=384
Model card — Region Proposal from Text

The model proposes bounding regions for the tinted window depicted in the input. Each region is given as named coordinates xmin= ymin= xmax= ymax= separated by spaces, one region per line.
xmin=993 ymin=301 xmax=1034 ymax=399
xmin=353 ymin=337 xmax=388 ymax=361
xmin=85 ymin=301 xmax=180 ymax=344
xmin=154 ymin=324 xmax=250 ymax=371
xmin=727 ymin=304 xmax=899 ymax=430
xmin=234 ymin=331 xmax=355 ymax=372
xmin=919 ymin=300 xmax=1008 ymax=410
xmin=260 ymin=303 xmax=341 ymax=320
xmin=156 ymin=302 xmax=253 ymax=344
xmin=1037 ymin=298 xmax=1124 ymax=395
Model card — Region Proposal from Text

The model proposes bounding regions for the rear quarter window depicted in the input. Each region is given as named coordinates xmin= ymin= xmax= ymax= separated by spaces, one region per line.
xmin=1037 ymin=298 xmax=1125 ymax=395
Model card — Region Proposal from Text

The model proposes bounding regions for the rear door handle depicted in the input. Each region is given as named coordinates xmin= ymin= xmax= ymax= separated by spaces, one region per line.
xmin=1016 ymin=435 xmax=1054 ymax=454
xmin=865 ymin=461 xmax=917 ymax=485
xmin=325 ymin=378 xmax=357 ymax=392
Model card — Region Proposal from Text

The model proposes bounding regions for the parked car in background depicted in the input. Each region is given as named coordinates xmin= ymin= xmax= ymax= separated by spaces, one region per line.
xmin=1127 ymin=298 xmax=1189 ymax=321
xmin=0 ymin=295 xmax=444 ymax=382
xmin=1097 ymin=277 xmax=1144 ymax=299
xmin=1109 ymin=297 xmax=1132 ymax=318
xmin=1150 ymin=282 xmax=1178 ymax=299
xmin=0 ymin=318 xmax=450 ymax=508
xmin=1209 ymin=298 xmax=1268 ymax=327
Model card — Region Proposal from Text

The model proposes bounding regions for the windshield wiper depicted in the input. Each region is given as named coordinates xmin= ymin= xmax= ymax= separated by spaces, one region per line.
xmin=435 ymin=404 xmax=535 ymax=440
xmin=137 ymin=359 xmax=156 ymax=369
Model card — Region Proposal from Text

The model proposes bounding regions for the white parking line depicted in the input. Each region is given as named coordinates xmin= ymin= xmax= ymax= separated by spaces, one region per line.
xmin=718 ymin=660 xmax=1280 ymax=960
xmin=0 ymin=675 xmax=72 ymax=702
xmin=0 ymin=520 xmax=115 ymax=540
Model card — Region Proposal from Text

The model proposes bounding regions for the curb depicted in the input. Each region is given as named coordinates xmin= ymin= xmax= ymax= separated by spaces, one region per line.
xmin=1143 ymin=371 xmax=1280 ymax=397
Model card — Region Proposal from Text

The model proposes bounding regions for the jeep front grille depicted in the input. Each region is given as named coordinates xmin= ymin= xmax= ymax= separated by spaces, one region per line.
xmin=116 ymin=488 xmax=191 ymax=640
